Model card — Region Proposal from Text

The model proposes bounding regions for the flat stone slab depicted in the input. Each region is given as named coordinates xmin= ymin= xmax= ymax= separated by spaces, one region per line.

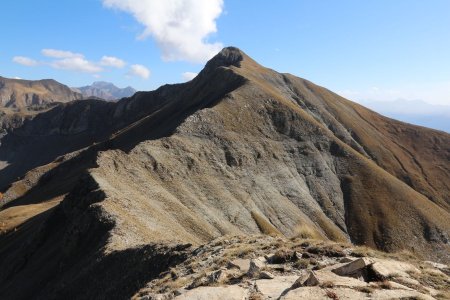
xmin=229 ymin=258 xmax=251 ymax=273
xmin=332 ymin=258 xmax=373 ymax=276
xmin=281 ymin=287 xmax=367 ymax=300
xmin=371 ymin=289 xmax=434 ymax=300
xmin=371 ymin=258 xmax=420 ymax=278
xmin=174 ymin=286 xmax=248 ymax=300
xmin=255 ymin=276 xmax=299 ymax=299
xmin=304 ymin=270 xmax=368 ymax=288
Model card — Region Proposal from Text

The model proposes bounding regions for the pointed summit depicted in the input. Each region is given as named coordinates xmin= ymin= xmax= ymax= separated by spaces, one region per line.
xmin=204 ymin=47 xmax=254 ymax=69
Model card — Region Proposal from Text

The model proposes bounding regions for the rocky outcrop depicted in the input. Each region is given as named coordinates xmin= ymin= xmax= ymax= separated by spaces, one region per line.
xmin=132 ymin=236 xmax=449 ymax=300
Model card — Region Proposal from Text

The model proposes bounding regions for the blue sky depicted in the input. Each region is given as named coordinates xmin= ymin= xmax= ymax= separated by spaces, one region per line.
xmin=2 ymin=0 xmax=450 ymax=111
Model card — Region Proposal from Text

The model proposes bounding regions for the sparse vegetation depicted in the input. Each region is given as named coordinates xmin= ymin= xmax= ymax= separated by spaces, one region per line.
xmin=410 ymin=268 xmax=450 ymax=290
xmin=292 ymin=223 xmax=324 ymax=240
xmin=293 ymin=258 xmax=309 ymax=269
xmin=320 ymin=280 xmax=335 ymax=288
xmin=223 ymin=244 xmax=254 ymax=258
xmin=271 ymin=247 xmax=295 ymax=263
xmin=250 ymin=211 xmax=282 ymax=237
xmin=377 ymin=280 xmax=392 ymax=289
xmin=355 ymin=286 xmax=375 ymax=294
xmin=326 ymin=290 xmax=339 ymax=299
xmin=436 ymin=291 xmax=450 ymax=300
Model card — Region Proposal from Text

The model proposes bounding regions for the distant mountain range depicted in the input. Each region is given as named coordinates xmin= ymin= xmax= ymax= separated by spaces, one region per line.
xmin=0 ymin=76 xmax=82 ymax=110
xmin=72 ymin=81 xmax=136 ymax=101
xmin=359 ymin=99 xmax=450 ymax=133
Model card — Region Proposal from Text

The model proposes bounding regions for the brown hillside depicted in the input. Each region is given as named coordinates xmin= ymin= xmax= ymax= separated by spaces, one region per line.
xmin=0 ymin=47 xmax=449 ymax=299
xmin=0 ymin=76 xmax=82 ymax=110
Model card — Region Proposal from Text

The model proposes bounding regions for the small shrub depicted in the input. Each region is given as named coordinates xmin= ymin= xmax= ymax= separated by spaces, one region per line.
xmin=249 ymin=293 xmax=264 ymax=300
xmin=293 ymin=259 xmax=309 ymax=269
xmin=271 ymin=248 xmax=295 ymax=263
xmin=326 ymin=290 xmax=339 ymax=299
xmin=355 ymin=286 xmax=374 ymax=294
xmin=320 ymin=281 xmax=335 ymax=288
xmin=377 ymin=280 xmax=392 ymax=289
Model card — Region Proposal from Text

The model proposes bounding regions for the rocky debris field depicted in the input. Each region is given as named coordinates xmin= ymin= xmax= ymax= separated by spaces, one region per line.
xmin=134 ymin=236 xmax=450 ymax=300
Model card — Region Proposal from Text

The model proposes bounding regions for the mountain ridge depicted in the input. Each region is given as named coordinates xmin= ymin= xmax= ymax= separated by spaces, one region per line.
xmin=0 ymin=47 xmax=449 ymax=299
xmin=0 ymin=76 xmax=82 ymax=110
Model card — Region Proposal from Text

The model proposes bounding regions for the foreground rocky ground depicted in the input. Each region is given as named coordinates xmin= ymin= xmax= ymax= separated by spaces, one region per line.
xmin=134 ymin=236 xmax=450 ymax=300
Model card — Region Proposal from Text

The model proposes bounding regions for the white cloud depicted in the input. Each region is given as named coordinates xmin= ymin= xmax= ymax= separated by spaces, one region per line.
xmin=128 ymin=64 xmax=150 ymax=79
xmin=41 ymin=48 xmax=83 ymax=59
xmin=100 ymin=56 xmax=126 ymax=68
xmin=13 ymin=77 xmax=22 ymax=80
xmin=51 ymin=57 xmax=103 ymax=73
xmin=182 ymin=72 xmax=198 ymax=81
xmin=103 ymin=0 xmax=224 ymax=63
xmin=12 ymin=56 xmax=39 ymax=67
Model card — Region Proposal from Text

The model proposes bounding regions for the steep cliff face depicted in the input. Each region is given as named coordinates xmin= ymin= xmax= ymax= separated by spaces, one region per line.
xmin=0 ymin=47 xmax=449 ymax=299
xmin=0 ymin=76 xmax=82 ymax=110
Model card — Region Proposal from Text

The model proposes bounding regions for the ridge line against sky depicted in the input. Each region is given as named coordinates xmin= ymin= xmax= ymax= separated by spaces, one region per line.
xmin=2 ymin=0 xmax=450 ymax=110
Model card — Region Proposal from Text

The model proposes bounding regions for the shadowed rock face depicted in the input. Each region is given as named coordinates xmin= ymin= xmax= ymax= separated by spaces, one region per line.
xmin=0 ymin=47 xmax=449 ymax=299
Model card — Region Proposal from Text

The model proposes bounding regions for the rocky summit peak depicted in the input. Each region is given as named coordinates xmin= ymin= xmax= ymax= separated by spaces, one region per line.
xmin=204 ymin=46 xmax=248 ymax=70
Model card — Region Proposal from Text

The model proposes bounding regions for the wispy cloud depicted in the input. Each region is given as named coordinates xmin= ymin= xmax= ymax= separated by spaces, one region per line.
xmin=182 ymin=72 xmax=198 ymax=81
xmin=11 ymin=49 xmax=147 ymax=77
xmin=100 ymin=56 xmax=126 ymax=68
xmin=50 ymin=57 xmax=103 ymax=73
xmin=103 ymin=0 xmax=224 ymax=63
xmin=12 ymin=56 xmax=39 ymax=67
xmin=41 ymin=49 xmax=83 ymax=59
xmin=127 ymin=64 xmax=150 ymax=79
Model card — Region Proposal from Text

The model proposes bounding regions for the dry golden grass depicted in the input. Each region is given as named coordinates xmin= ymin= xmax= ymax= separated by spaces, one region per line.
xmin=250 ymin=211 xmax=282 ymax=237
xmin=410 ymin=268 xmax=450 ymax=291
xmin=436 ymin=291 xmax=450 ymax=300
xmin=292 ymin=223 xmax=324 ymax=240
xmin=223 ymin=244 xmax=254 ymax=258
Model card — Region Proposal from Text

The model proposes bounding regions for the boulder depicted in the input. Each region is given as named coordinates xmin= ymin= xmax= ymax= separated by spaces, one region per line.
xmin=332 ymin=258 xmax=373 ymax=277
xmin=370 ymin=259 xmax=420 ymax=279
xmin=255 ymin=276 xmax=299 ymax=299
xmin=229 ymin=259 xmax=251 ymax=273
xmin=207 ymin=269 xmax=227 ymax=284
xmin=370 ymin=289 xmax=434 ymax=300
xmin=248 ymin=258 xmax=266 ymax=277
xmin=424 ymin=261 xmax=449 ymax=270
xmin=304 ymin=270 xmax=368 ymax=288
xmin=264 ymin=253 xmax=275 ymax=262
xmin=259 ymin=271 xmax=275 ymax=279
xmin=174 ymin=286 xmax=248 ymax=300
